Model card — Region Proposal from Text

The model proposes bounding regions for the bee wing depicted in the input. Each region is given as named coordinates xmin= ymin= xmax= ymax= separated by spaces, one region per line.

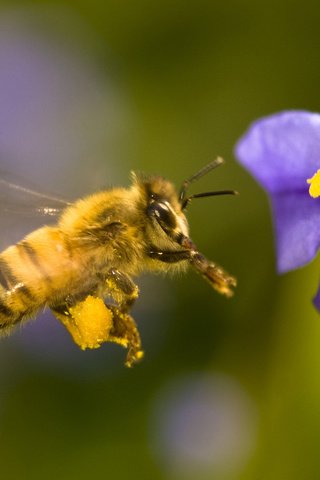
xmin=0 ymin=170 xmax=71 ymax=217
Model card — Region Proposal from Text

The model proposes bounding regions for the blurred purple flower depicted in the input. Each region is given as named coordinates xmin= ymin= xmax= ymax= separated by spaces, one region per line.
xmin=235 ymin=111 xmax=320 ymax=310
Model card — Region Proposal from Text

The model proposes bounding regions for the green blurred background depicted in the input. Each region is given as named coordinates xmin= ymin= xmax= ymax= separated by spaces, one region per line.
xmin=0 ymin=0 xmax=320 ymax=479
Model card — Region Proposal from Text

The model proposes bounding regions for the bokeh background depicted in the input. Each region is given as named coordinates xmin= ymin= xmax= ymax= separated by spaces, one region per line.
xmin=0 ymin=1 xmax=319 ymax=479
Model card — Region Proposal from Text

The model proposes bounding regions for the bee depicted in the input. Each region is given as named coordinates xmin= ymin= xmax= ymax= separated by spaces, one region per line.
xmin=0 ymin=158 xmax=237 ymax=367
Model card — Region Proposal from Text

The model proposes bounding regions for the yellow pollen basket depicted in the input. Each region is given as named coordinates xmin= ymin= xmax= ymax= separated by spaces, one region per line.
xmin=68 ymin=296 xmax=113 ymax=349
xmin=307 ymin=169 xmax=320 ymax=198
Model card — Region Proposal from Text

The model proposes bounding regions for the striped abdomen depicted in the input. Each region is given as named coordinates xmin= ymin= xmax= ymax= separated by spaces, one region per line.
xmin=0 ymin=226 xmax=74 ymax=333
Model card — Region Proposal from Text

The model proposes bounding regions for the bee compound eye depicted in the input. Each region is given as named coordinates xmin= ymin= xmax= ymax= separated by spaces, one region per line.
xmin=147 ymin=201 xmax=177 ymax=230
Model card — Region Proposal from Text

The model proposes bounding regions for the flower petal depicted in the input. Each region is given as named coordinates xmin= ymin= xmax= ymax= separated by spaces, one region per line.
xmin=235 ymin=111 xmax=320 ymax=193
xmin=271 ymin=191 xmax=320 ymax=272
xmin=312 ymin=283 xmax=320 ymax=313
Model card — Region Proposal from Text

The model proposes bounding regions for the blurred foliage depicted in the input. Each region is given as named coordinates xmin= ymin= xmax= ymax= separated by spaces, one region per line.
xmin=0 ymin=0 xmax=320 ymax=479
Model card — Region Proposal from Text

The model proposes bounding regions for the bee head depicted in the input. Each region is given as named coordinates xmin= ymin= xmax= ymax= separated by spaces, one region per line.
xmin=132 ymin=172 xmax=189 ymax=251
xmin=132 ymin=158 xmax=237 ymax=254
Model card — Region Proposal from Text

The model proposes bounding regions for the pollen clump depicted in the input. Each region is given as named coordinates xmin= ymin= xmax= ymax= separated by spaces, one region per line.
xmin=68 ymin=296 xmax=113 ymax=349
xmin=307 ymin=169 xmax=320 ymax=198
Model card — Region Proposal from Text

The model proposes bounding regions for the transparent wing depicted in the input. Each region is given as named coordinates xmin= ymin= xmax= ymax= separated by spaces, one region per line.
xmin=0 ymin=170 xmax=74 ymax=252
xmin=0 ymin=170 xmax=72 ymax=217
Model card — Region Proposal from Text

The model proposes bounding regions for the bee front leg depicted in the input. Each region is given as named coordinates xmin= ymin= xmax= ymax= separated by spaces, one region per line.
xmin=149 ymin=247 xmax=236 ymax=297
xmin=105 ymin=269 xmax=139 ymax=312
xmin=148 ymin=250 xmax=191 ymax=263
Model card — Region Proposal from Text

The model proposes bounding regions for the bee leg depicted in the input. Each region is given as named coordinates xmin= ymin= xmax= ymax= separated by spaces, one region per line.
xmin=51 ymin=296 xmax=144 ymax=367
xmin=148 ymin=250 xmax=191 ymax=263
xmin=190 ymin=252 xmax=236 ymax=297
xmin=149 ymin=248 xmax=236 ymax=297
xmin=104 ymin=271 xmax=144 ymax=366
xmin=106 ymin=305 xmax=144 ymax=368
xmin=105 ymin=269 xmax=139 ymax=312
xmin=51 ymin=295 xmax=113 ymax=350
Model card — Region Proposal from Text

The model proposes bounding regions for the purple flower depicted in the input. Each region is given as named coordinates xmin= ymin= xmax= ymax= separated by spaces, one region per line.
xmin=235 ymin=111 xmax=320 ymax=310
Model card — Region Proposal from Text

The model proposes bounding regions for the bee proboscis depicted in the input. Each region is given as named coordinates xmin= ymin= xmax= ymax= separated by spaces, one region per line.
xmin=0 ymin=158 xmax=237 ymax=366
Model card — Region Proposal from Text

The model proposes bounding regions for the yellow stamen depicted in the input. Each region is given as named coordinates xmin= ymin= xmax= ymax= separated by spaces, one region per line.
xmin=307 ymin=169 xmax=320 ymax=198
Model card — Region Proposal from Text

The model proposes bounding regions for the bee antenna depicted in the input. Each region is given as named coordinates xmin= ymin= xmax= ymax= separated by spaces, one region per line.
xmin=179 ymin=157 xmax=225 ymax=203
xmin=181 ymin=189 xmax=239 ymax=210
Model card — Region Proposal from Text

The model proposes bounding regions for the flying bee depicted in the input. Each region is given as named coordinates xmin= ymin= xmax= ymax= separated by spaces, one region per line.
xmin=0 ymin=158 xmax=237 ymax=367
